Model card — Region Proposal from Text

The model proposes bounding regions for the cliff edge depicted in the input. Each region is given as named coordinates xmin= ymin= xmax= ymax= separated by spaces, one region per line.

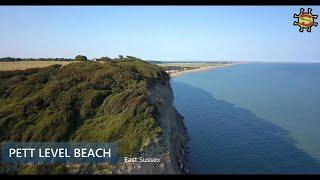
xmin=116 ymin=80 xmax=189 ymax=174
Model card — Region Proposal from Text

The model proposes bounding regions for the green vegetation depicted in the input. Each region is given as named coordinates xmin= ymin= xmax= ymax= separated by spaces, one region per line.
xmin=0 ymin=57 xmax=169 ymax=174
xmin=74 ymin=55 xmax=88 ymax=61
xmin=97 ymin=56 xmax=112 ymax=61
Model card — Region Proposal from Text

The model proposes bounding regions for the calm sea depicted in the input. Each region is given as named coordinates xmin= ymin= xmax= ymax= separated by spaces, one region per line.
xmin=172 ymin=63 xmax=320 ymax=174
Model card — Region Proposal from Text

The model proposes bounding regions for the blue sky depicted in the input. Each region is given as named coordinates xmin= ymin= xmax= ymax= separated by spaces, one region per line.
xmin=0 ymin=6 xmax=319 ymax=62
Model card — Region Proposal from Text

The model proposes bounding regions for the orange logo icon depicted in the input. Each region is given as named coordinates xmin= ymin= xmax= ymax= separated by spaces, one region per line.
xmin=293 ymin=8 xmax=318 ymax=32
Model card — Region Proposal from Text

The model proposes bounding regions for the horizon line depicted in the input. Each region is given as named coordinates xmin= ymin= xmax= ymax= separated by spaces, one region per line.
xmin=0 ymin=56 xmax=319 ymax=63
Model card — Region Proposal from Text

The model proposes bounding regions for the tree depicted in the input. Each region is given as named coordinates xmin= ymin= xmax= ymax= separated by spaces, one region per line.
xmin=126 ymin=56 xmax=137 ymax=59
xmin=98 ymin=56 xmax=112 ymax=61
xmin=75 ymin=55 xmax=87 ymax=61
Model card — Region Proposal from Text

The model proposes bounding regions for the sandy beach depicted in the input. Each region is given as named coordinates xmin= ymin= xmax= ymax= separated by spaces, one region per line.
xmin=169 ymin=63 xmax=237 ymax=78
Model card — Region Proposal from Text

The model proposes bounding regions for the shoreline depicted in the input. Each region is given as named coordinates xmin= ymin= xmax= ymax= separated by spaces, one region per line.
xmin=169 ymin=63 xmax=237 ymax=78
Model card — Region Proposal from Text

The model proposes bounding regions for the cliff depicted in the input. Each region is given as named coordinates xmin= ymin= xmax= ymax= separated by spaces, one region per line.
xmin=115 ymin=80 xmax=189 ymax=174
xmin=0 ymin=57 xmax=188 ymax=174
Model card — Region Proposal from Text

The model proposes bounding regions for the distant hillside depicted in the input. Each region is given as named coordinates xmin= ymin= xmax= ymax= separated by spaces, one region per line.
xmin=0 ymin=57 xmax=188 ymax=174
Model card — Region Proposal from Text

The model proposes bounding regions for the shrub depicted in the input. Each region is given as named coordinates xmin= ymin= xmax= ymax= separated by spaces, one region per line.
xmin=75 ymin=55 xmax=87 ymax=61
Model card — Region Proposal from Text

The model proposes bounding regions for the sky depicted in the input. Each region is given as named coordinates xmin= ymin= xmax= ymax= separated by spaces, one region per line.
xmin=0 ymin=6 xmax=319 ymax=62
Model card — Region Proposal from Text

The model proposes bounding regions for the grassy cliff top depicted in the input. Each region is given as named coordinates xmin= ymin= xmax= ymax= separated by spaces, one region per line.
xmin=0 ymin=57 xmax=169 ymax=158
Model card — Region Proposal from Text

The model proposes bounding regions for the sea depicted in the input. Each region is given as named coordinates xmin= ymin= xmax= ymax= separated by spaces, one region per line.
xmin=172 ymin=63 xmax=320 ymax=174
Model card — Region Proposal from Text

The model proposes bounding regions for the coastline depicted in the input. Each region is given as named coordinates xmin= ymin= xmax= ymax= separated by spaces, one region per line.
xmin=169 ymin=63 xmax=237 ymax=78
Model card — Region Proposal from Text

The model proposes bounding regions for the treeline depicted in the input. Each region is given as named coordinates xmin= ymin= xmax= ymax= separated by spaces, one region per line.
xmin=0 ymin=55 xmax=150 ymax=62
xmin=148 ymin=60 xmax=163 ymax=64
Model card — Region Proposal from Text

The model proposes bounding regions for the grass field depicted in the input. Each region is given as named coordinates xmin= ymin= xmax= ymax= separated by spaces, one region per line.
xmin=0 ymin=61 xmax=77 ymax=71
xmin=0 ymin=61 xmax=232 ymax=71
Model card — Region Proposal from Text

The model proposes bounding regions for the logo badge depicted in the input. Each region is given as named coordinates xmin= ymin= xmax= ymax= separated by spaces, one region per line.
xmin=293 ymin=8 xmax=318 ymax=32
